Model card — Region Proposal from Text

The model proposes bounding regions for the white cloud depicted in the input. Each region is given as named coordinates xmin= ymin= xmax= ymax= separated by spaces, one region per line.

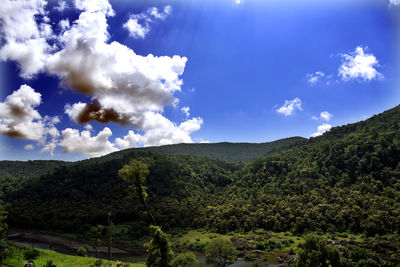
xmin=59 ymin=127 xmax=118 ymax=157
xmin=115 ymin=130 xmax=143 ymax=149
xmin=389 ymin=0 xmax=400 ymax=5
xmin=0 ymin=0 xmax=203 ymax=157
xmin=276 ymin=98 xmax=302 ymax=116
xmin=116 ymin=113 xmax=203 ymax=149
xmin=0 ymin=85 xmax=61 ymax=155
xmin=54 ymin=0 xmax=67 ymax=12
xmin=320 ymin=111 xmax=332 ymax=122
xmin=123 ymin=18 xmax=150 ymax=39
xmin=24 ymin=144 xmax=34 ymax=150
xmin=306 ymin=71 xmax=325 ymax=84
xmin=123 ymin=6 xmax=172 ymax=39
xmin=0 ymin=0 xmax=54 ymax=78
xmin=310 ymin=123 xmax=332 ymax=137
xmin=181 ymin=106 xmax=190 ymax=117
xmin=338 ymin=46 xmax=382 ymax=82
xmin=0 ymin=84 xmax=44 ymax=140
xmin=149 ymin=6 xmax=172 ymax=20
xmin=59 ymin=19 xmax=70 ymax=31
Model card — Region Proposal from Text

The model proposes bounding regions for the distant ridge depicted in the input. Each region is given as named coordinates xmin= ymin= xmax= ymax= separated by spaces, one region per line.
xmin=96 ymin=136 xmax=307 ymax=163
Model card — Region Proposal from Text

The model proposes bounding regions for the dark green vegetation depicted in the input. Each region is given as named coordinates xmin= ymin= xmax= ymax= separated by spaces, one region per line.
xmin=100 ymin=137 xmax=306 ymax=163
xmin=2 ymin=105 xmax=400 ymax=265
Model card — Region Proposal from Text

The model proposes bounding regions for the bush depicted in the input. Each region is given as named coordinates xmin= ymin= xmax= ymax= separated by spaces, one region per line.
xmin=171 ymin=252 xmax=198 ymax=267
xmin=24 ymin=248 xmax=40 ymax=261
xmin=77 ymin=245 xmax=88 ymax=257
xmin=43 ymin=260 xmax=57 ymax=267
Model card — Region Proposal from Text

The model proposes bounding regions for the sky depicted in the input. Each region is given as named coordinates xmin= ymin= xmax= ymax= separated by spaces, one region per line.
xmin=0 ymin=0 xmax=399 ymax=161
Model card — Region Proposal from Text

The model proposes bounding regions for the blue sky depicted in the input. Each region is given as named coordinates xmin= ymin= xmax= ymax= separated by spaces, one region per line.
xmin=0 ymin=0 xmax=399 ymax=161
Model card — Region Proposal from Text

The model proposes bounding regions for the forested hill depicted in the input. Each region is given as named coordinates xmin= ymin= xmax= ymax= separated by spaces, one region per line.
xmin=0 ymin=160 xmax=70 ymax=179
xmin=0 ymin=136 xmax=305 ymax=180
xmin=98 ymin=136 xmax=306 ymax=163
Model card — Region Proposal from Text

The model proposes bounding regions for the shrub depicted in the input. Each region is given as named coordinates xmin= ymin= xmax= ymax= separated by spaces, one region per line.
xmin=24 ymin=248 xmax=40 ymax=261
xmin=77 ymin=245 xmax=88 ymax=257
xmin=44 ymin=260 xmax=57 ymax=267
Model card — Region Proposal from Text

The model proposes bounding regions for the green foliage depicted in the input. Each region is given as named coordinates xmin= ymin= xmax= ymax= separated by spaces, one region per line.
xmin=297 ymin=234 xmax=342 ymax=267
xmin=0 ymin=239 xmax=9 ymax=261
xmin=170 ymin=252 xmax=197 ymax=267
xmin=205 ymin=238 xmax=238 ymax=266
xmin=76 ymin=246 xmax=88 ymax=257
xmin=24 ymin=248 xmax=40 ymax=261
xmin=43 ymin=260 xmax=57 ymax=267
xmin=100 ymin=137 xmax=306 ymax=163
xmin=144 ymin=225 xmax=174 ymax=267
xmin=119 ymin=160 xmax=150 ymax=203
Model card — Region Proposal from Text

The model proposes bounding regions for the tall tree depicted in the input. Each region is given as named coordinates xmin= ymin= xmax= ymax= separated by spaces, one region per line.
xmin=91 ymin=224 xmax=104 ymax=258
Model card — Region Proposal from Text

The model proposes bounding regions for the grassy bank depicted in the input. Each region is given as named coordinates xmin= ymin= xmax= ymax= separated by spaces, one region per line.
xmin=3 ymin=246 xmax=145 ymax=267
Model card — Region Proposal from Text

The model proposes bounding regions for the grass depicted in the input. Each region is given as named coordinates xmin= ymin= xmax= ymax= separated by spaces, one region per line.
xmin=3 ymin=246 xmax=145 ymax=267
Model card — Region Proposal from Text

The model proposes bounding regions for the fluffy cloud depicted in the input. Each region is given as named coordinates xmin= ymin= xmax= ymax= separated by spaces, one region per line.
xmin=0 ymin=0 xmax=54 ymax=78
xmin=0 ymin=0 xmax=203 ymax=157
xmin=115 ymin=130 xmax=143 ymax=149
xmin=58 ymin=127 xmax=118 ymax=157
xmin=0 ymin=85 xmax=44 ymax=140
xmin=320 ymin=111 xmax=332 ymax=122
xmin=116 ymin=113 xmax=203 ymax=149
xmin=47 ymin=3 xmax=187 ymax=130
xmin=310 ymin=123 xmax=332 ymax=137
xmin=276 ymin=98 xmax=302 ymax=116
xmin=338 ymin=46 xmax=382 ymax=81
xmin=389 ymin=0 xmax=400 ymax=5
xmin=306 ymin=71 xmax=325 ymax=84
xmin=0 ymin=85 xmax=61 ymax=155
xmin=123 ymin=6 xmax=172 ymax=39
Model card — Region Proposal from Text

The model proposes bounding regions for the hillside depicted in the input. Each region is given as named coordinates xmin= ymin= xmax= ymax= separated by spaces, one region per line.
xmin=96 ymin=136 xmax=306 ymax=163
xmin=4 ymin=105 xmax=400 ymax=239
xmin=0 ymin=136 xmax=305 ymax=181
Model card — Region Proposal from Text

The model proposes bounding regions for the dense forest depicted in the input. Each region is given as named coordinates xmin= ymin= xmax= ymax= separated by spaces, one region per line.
xmin=2 ymin=105 xmax=400 ymax=265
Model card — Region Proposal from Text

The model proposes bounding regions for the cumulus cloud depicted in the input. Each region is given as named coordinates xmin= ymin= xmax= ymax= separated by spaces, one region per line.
xmin=0 ymin=85 xmax=61 ymax=155
xmin=389 ymin=0 xmax=400 ymax=5
xmin=276 ymin=98 xmax=302 ymax=116
xmin=0 ymin=0 xmax=203 ymax=157
xmin=310 ymin=123 xmax=332 ymax=137
xmin=338 ymin=46 xmax=382 ymax=82
xmin=0 ymin=84 xmax=44 ymax=140
xmin=59 ymin=127 xmax=118 ymax=157
xmin=181 ymin=106 xmax=190 ymax=117
xmin=123 ymin=6 xmax=172 ymax=39
xmin=0 ymin=0 xmax=54 ymax=78
xmin=116 ymin=113 xmax=203 ymax=149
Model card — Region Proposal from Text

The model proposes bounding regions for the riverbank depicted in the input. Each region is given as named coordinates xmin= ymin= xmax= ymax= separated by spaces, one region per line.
xmin=3 ymin=244 xmax=145 ymax=267
xmin=7 ymin=230 xmax=146 ymax=256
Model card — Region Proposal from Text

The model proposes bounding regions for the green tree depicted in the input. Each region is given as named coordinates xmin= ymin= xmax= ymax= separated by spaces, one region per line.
xmin=297 ymin=234 xmax=342 ymax=267
xmin=144 ymin=225 xmax=174 ymax=267
xmin=119 ymin=160 xmax=173 ymax=267
xmin=170 ymin=252 xmax=198 ymax=267
xmin=24 ymin=248 xmax=40 ymax=261
xmin=119 ymin=160 xmax=156 ymax=225
xmin=91 ymin=224 xmax=104 ymax=258
xmin=205 ymin=238 xmax=238 ymax=266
